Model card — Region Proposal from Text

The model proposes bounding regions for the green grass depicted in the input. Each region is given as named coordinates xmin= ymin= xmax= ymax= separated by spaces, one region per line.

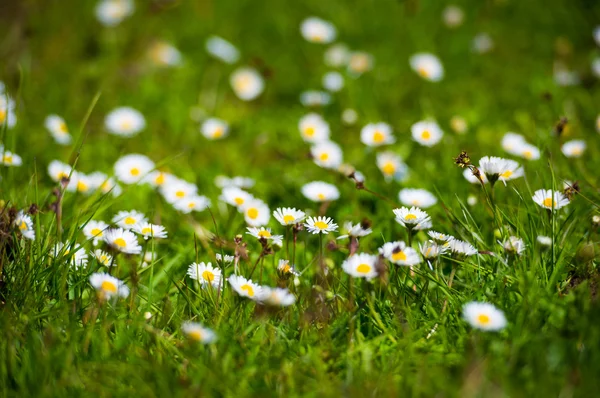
xmin=2 ymin=0 xmax=600 ymax=396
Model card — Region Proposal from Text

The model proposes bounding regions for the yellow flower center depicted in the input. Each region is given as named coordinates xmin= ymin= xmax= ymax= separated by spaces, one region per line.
xmin=372 ymin=131 xmax=384 ymax=143
xmin=240 ymin=284 xmax=254 ymax=297
xmin=213 ymin=127 xmax=224 ymax=138
xmin=188 ymin=330 xmax=203 ymax=341
xmin=142 ymin=227 xmax=152 ymax=235
xmin=258 ymin=230 xmax=271 ymax=238
xmin=0 ymin=109 xmax=5 ymax=123
xmin=130 ymin=167 xmax=140 ymax=176
xmin=91 ymin=228 xmax=102 ymax=237
xmin=405 ymin=214 xmax=417 ymax=220
xmin=317 ymin=193 xmax=326 ymax=200
xmin=571 ymin=147 xmax=583 ymax=156
xmin=235 ymin=75 xmax=251 ymax=91
xmin=247 ymin=208 xmax=259 ymax=219
xmin=418 ymin=66 xmax=430 ymax=78
xmin=101 ymin=280 xmax=118 ymax=293
xmin=543 ymin=197 xmax=555 ymax=208
xmin=523 ymin=150 xmax=532 ymax=159
xmin=477 ymin=314 xmax=490 ymax=325
xmin=77 ymin=181 xmax=88 ymax=192
xmin=356 ymin=263 xmax=371 ymax=274
xmin=282 ymin=264 xmax=291 ymax=273
xmin=304 ymin=126 xmax=315 ymax=137
xmin=124 ymin=217 xmax=136 ymax=225
xmin=234 ymin=197 xmax=244 ymax=205
xmin=99 ymin=255 xmax=109 ymax=265
xmin=120 ymin=120 xmax=132 ymax=130
xmin=314 ymin=221 xmax=329 ymax=230
xmin=283 ymin=215 xmax=295 ymax=224
xmin=500 ymin=170 xmax=513 ymax=178
xmin=114 ymin=238 xmax=127 ymax=248
xmin=188 ymin=202 xmax=196 ymax=208
xmin=202 ymin=270 xmax=215 ymax=282
xmin=391 ymin=251 xmax=407 ymax=261
xmin=319 ymin=152 xmax=329 ymax=161
xmin=421 ymin=130 xmax=431 ymax=140
xmin=155 ymin=173 xmax=165 ymax=185
xmin=19 ymin=221 xmax=27 ymax=230
xmin=382 ymin=162 xmax=395 ymax=175
xmin=175 ymin=190 xmax=185 ymax=198
xmin=3 ymin=154 xmax=13 ymax=164
xmin=425 ymin=247 xmax=433 ymax=257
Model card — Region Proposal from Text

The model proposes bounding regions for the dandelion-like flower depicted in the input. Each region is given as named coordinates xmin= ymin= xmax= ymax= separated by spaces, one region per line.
xmin=95 ymin=0 xmax=134 ymax=27
xmin=338 ymin=221 xmax=372 ymax=239
xmin=173 ymin=195 xmax=210 ymax=214
xmin=0 ymin=148 xmax=22 ymax=167
xmin=277 ymin=259 xmax=299 ymax=279
xmin=347 ymin=52 xmax=374 ymax=75
xmin=220 ymin=186 xmax=254 ymax=209
xmin=478 ymin=156 xmax=523 ymax=185
xmin=322 ymin=71 xmax=344 ymax=92
xmin=463 ymin=302 xmax=507 ymax=332
xmin=304 ymin=216 xmax=338 ymax=234
xmin=448 ymin=239 xmax=478 ymax=257
xmin=91 ymin=249 xmax=114 ymax=267
xmin=258 ymin=287 xmax=297 ymax=307
xmin=82 ymin=220 xmax=109 ymax=245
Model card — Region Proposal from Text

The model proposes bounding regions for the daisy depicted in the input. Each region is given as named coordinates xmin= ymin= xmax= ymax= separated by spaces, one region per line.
xmin=82 ymin=220 xmax=109 ymax=245
xmin=322 ymin=71 xmax=344 ymax=92
xmin=393 ymin=207 xmax=432 ymax=231
xmin=45 ymin=115 xmax=72 ymax=145
xmin=463 ymin=302 xmax=507 ymax=332
xmin=98 ymin=176 xmax=122 ymax=197
xmin=360 ymin=122 xmax=395 ymax=147
xmin=347 ymin=52 xmax=374 ymax=75
xmin=89 ymin=273 xmax=130 ymax=299
xmin=337 ymin=221 xmax=372 ymax=239
xmin=258 ymin=287 xmax=296 ymax=307
xmin=299 ymin=90 xmax=332 ymax=107
xmin=399 ymin=188 xmax=437 ymax=209
xmin=143 ymin=170 xmax=174 ymax=188
xmin=419 ymin=241 xmax=448 ymax=259
xmin=241 ymin=199 xmax=270 ymax=227
xmin=427 ymin=231 xmax=455 ymax=244
xmin=200 ymin=118 xmax=229 ymax=140
xmin=246 ymin=227 xmax=275 ymax=240
xmin=532 ymin=189 xmax=570 ymax=211
xmin=273 ymin=207 xmax=306 ymax=226
xmin=172 ymin=195 xmax=211 ymax=214
xmin=501 ymin=133 xmax=526 ymax=154
xmin=91 ymin=249 xmax=114 ymax=267
xmin=214 ymin=175 xmax=255 ymax=189
xmin=478 ymin=156 xmax=523 ymax=185
xmin=48 ymin=160 xmax=73 ymax=182
xmin=561 ymin=140 xmax=586 ymax=158
xmin=448 ymin=239 xmax=478 ymax=257
xmin=95 ymin=0 xmax=134 ymax=27
xmin=216 ymin=253 xmax=234 ymax=264
xmin=112 ymin=210 xmax=147 ymax=229
xmin=442 ymin=5 xmax=464 ymax=28
xmin=142 ymin=251 xmax=157 ymax=268
xmin=376 ymin=152 xmax=408 ymax=182
xmin=410 ymin=53 xmax=444 ymax=82
xmin=379 ymin=242 xmax=421 ymax=266
xmin=230 ymin=67 xmax=264 ymax=101
xmin=304 ymin=216 xmax=338 ymax=234
xmin=450 ymin=116 xmax=468 ymax=134
xmin=187 ymin=262 xmax=221 ymax=289
xmin=54 ymin=242 xmax=88 ymax=269
xmin=103 ymin=228 xmax=142 ymax=254
xmin=148 ymin=41 xmax=182 ymax=67
xmin=300 ymin=17 xmax=336 ymax=44
xmin=159 ymin=178 xmax=198 ymax=204
xmin=411 ymin=120 xmax=443 ymax=147
xmin=181 ymin=322 xmax=217 ymax=344
xmin=324 ymin=43 xmax=350 ymax=68
xmin=134 ymin=223 xmax=168 ymax=240
xmin=298 ymin=113 xmax=330 ymax=143
xmin=463 ymin=168 xmax=488 ymax=184
xmin=14 ymin=211 xmax=35 ymax=240
xmin=0 ymin=91 xmax=17 ymax=129
xmin=537 ymin=235 xmax=552 ymax=246
xmin=228 ymin=275 xmax=262 ymax=300
xmin=311 ymin=141 xmax=343 ymax=169
xmin=205 ymin=35 xmax=240 ymax=64
xmin=0 ymin=149 xmax=22 ymax=167
xmin=66 ymin=172 xmax=98 ymax=194
xmin=105 ymin=107 xmax=145 ymax=137
xmin=342 ymin=253 xmax=378 ymax=280
xmin=114 ymin=154 xmax=155 ymax=184
xmin=301 ymin=181 xmax=340 ymax=202
xmin=277 ymin=259 xmax=300 ymax=278
xmin=341 ymin=108 xmax=358 ymax=125
xmin=516 ymin=143 xmax=541 ymax=161
xmin=502 ymin=236 xmax=525 ymax=255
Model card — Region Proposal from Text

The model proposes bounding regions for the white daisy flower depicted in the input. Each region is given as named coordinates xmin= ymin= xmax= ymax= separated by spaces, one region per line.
xmin=419 ymin=241 xmax=448 ymax=259
xmin=516 ymin=143 xmax=541 ymax=161
xmin=246 ymin=227 xmax=275 ymax=240
xmin=304 ymin=216 xmax=338 ymax=234
xmin=347 ymin=52 xmax=374 ymax=75
xmin=277 ymin=259 xmax=299 ymax=278
xmin=399 ymin=188 xmax=437 ymax=209
xmin=98 ymin=176 xmax=122 ymax=197
xmin=300 ymin=17 xmax=336 ymax=44
xmin=54 ymin=242 xmax=88 ymax=269
xmin=561 ymin=140 xmax=586 ymax=158
xmin=337 ymin=221 xmax=372 ymax=239
xmin=532 ymin=189 xmax=570 ymax=211
xmin=360 ymin=122 xmax=395 ymax=147
xmin=502 ymin=236 xmax=525 ymax=255
xmin=0 ymin=148 xmax=22 ymax=167
xmin=66 ymin=171 xmax=100 ymax=195
xmin=463 ymin=302 xmax=507 ymax=332
xmin=478 ymin=156 xmax=523 ymax=184
xmin=134 ymin=222 xmax=167 ymax=240
xmin=14 ymin=211 xmax=35 ymax=240
xmin=230 ymin=67 xmax=264 ymax=101
xmin=91 ymin=249 xmax=113 ymax=267
xmin=95 ymin=0 xmax=134 ymax=27
xmin=554 ymin=67 xmax=579 ymax=87
xmin=83 ymin=220 xmax=109 ymax=245
xmin=200 ymin=118 xmax=229 ymax=140
xmin=142 ymin=251 xmax=157 ymax=268
xmin=44 ymin=115 xmax=72 ymax=145
xmin=376 ymin=152 xmax=408 ymax=182
xmin=448 ymin=239 xmax=478 ymax=257
xmin=113 ymin=154 xmax=155 ymax=184
xmin=241 ymin=199 xmax=270 ymax=227
xmin=48 ymin=160 xmax=73 ymax=182
xmin=379 ymin=242 xmax=421 ymax=266
xmin=410 ymin=53 xmax=444 ymax=82
xmin=311 ymin=140 xmax=343 ymax=169
xmin=442 ymin=5 xmax=464 ymax=28
xmin=273 ymin=207 xmax=306 ymax=226
xmin=393 ymin=207 xmax=432 ymax=230
xmin=258 ymin=287 xmax=296 ymax=307
xmin=221 ymin=186 xmax=254 ymax=208
xmin=148 ymin=41 xmax=182 ymax=67
xmin=411 ymin=120 xmax=443 ymax=147
xmin=450 ymin=116 xmax=468 ymax=134
xmin=205 ymin=35 xmax=240 ymax=64
xmin=159 ymin=178 xmax=198 ymax=204
xmin=341 ymin=108 xmax=358 ymax=125
xmin=322 ymin=71 xmax=344 ymax=92
xmin=216 ymin=253 xmax=234 ymax=264
xmin=501 ymin=132 xmax=526 ymax=154
xmin=301 ymin=181 xmax=340 ymax=202
xmin=103 ymin=228 xmax=142 ymax=254
xmin=172 ymin=195 xmax=210 ymax=214
xmin=214 ymin=175 xmax=255 ymax=189
xmin=181 ymin=321 xmax=217 ymax=344
xmin=90 ymin=273 xmax=129 ymax=299
xmin=298 ymin=113 xmax=330 ymax=143
xmin=187 ymin=262 xmax=221 ymax=289
xmin=537 ymin=235 xmax=552 ymax=246
xmin=427 ymin=231 xmax=455 ymax=244
xmin=112 ymin=210 xmax=147 ymax=229
xmin=324 ymin=43 xmax=350 ymax=68
xmin=105 ymin=107 xmax=145 ymax=137
xmin=142 ymin=170 xmax=174 ymax=188
xmin=0 ymin=93 xmax=17 ymax=129
xmin=463 ymin=168 xmax=488 ymax=184
xmin=300 ymin=90 xmax=332 ymax=107
xmin=342 ymin=253 xmax=378 ymax=280
xmin=228 ymin=275 xmax=262 ymax=300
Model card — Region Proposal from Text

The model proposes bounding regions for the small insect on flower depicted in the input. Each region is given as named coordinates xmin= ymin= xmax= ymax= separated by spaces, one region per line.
xmin=502 ymin=236 xmax=525 ymax=255
xmin=304 ymin=216 xmax=338 ymax=234
xmin=90 ymin=273 xmax=129 ymax=299
xmin=411 ymin=121 xmax=444 ymax=147
xmin=463 ymin=302 xmax=507 ymax=332
xmin=187 ymin=262 xmax=222 ymax=289
xmin=310 ymin=140 xmax=343 ymax=169
xmin=347 ymin=52 xmax=374 ymax=75
xmin=399 ymin=188 xmax=437 ymax=209
xmin=301 ymin=181 xmax=340 ymax=202
xmin=561 ymin=140 xmax=586 ymax=158
xmin=0 ymin=147 xmax=22 ymax=167
xmin=298 ymin=113 xmax=330 ymax=143
xmin=258 ymin=287 xmax=297 ymax=307
xmin=181 ymin=322 xmax=217 ymax=344
xmin=112 ymin=210 xmax=147 ymax=230
xmin=532 ymin=189 xmax=570 ymax=211
xmin=322 ymin=71 xmax=344 ymax=92
xmin=448 ymin=239 xmax=478 ymax=257
xmin=200 ymin=118 xmax=229 ymax=140
xmin=360 ymin=122 xmax=395 ymax=147
xmin=103 ymin=228 xmax=142 ymax=254
xmin=105 ymin=107 xmax=146 ymax=137
xmin=230 ymin=67 xmax=264 ymax=101
xmin=342 ymin=253 xmax=379 ymax=280
xmin=205 ymin=35 xmax=240 ymax=64
xmin=379 ymin=242 xmax=421 ymax=266
xmin=114 ymin=154 xmax=155 ymax=184
xmin=83 ymin=220 xmax=109 ymax=245
xmin=148 ymin=41 xmax=182 ymax=67
xmin=45 ymin=115 xmax=72 ymax=145
xmin=229 ymin=275 xmax=262 ymax=300
xmin=277 ymin=259 xmax=300 ymax=279
xmin=91 ymin=249 xmax=114 ymax=267
xmin=134 ymin=222 xmax=167 ymax=240
xmin=241 ymin=199 xmax=270 ymax=227
xmin=14 ymin=211 xmax=35 ymax=240
xmin=300 ymin=17 xmax=337 ymax=44
xmin=53 ymin=242 xmax=88 ymax=268
xmin=173 ymin=195 xmax=210 ymax=214
xmin=273 ymin=207 xmax=306 ymax=226
xmin=478 ymin=156 xmax=523 ymax=185
xmin=376 ymin=151 xmax=408 ymax=182
xmin=393 ymin=207 xmax=432 ymax=231
xmin=410 ymin=53 xmax=444 ymax=82
xmin=95 ymin=0 xmax=134 ymax=27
